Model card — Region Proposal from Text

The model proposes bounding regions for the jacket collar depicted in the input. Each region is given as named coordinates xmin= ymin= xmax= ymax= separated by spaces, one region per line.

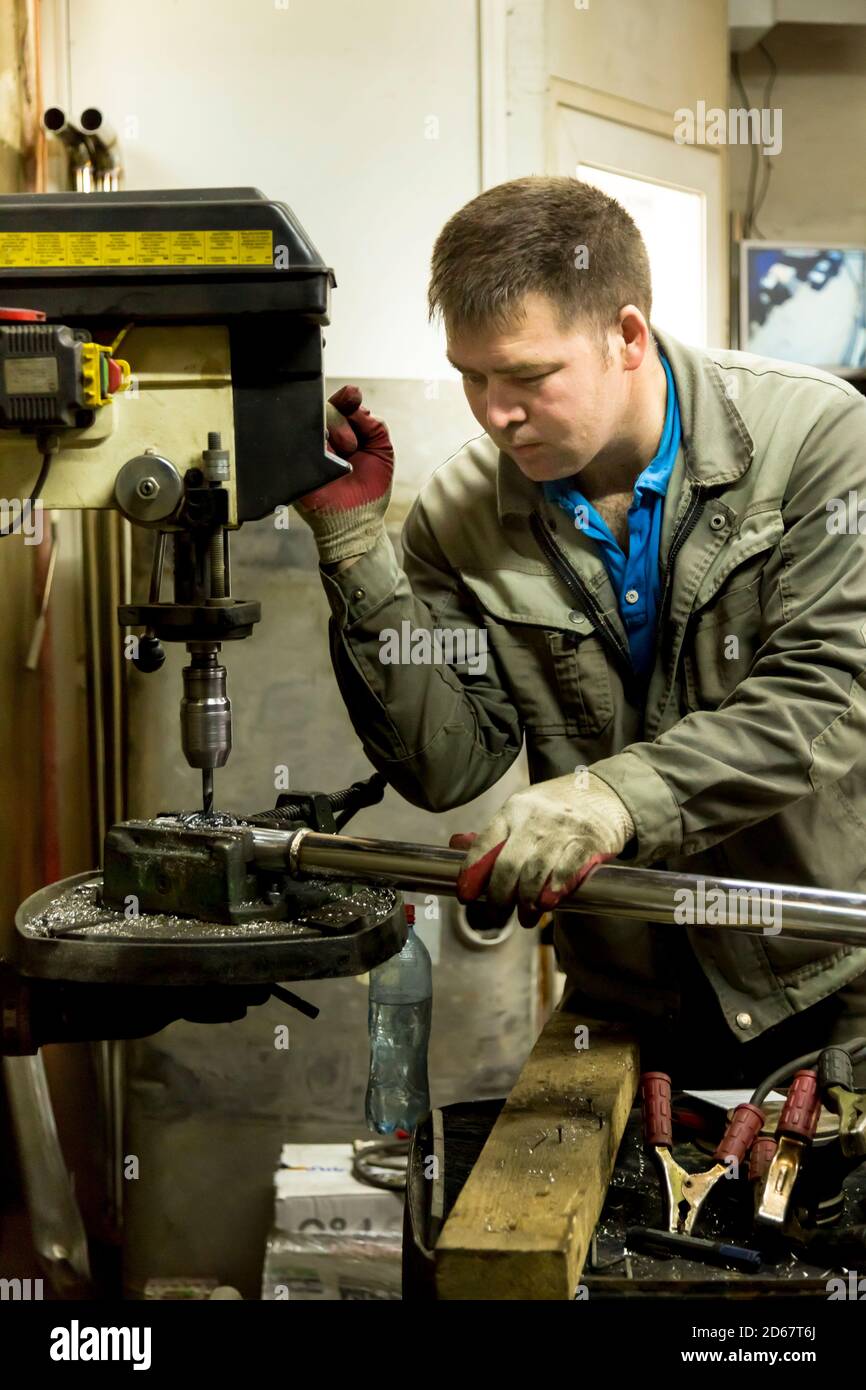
xmin=496 ymin=327 xmax=755 ymax=522
xmin=653 ymin=326 xmax=754 ymax=486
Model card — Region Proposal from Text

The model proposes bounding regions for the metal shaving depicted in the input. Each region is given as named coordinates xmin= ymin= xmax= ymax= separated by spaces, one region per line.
xmin=291 ymin=884 xmax=391 ymax=930
xmin=153 ymin=811 xmax=245 ymax=831
xmin=23 ymin=877 xmax=398 ymax=942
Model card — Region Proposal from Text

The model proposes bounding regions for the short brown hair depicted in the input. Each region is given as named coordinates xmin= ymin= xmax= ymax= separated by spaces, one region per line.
xmin=428 ymin=176 xmax=652 ymax=338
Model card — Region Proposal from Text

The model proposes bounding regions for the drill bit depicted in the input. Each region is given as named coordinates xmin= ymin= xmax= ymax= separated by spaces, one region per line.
xmin=202 ymin=769 xmax=214 ymax=817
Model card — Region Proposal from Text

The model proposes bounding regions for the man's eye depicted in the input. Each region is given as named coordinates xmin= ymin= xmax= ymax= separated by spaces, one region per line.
xmin=519 ymin=372 xmax=550 ymax=384
xmin=463 ymin=375 xmax=485 ymax=387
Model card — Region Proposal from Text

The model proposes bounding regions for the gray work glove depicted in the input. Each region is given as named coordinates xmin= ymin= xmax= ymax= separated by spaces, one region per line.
xmin=451 ymin=772 xmax=635 ymax=928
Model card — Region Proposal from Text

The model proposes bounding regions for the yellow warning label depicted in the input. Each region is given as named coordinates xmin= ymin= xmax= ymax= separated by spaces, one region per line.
xmin=205 ymin=230 xmax=239 ymax=265
xmin=135 ymin=231 xmax=173 ymax=265
xmin=239 ymin=229 xmax=273 ymax=265
xmin=170 ymin=230 xmax=206 ymax=265
xmin=101 ymin=231 xmax=137 ymax=266
xmin=0 ymin=229 xmax=274 ymax=269
xmin=33 ymin=233 xmax=66 ymax=266
xmin=67 ymin=231 xmax=101 ymax=266
xmin=0 ymin=233 xmax=34 ymax=267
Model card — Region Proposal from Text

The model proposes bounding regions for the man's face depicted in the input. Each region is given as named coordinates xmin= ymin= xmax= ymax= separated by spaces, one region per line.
xmin=446 ymin=291 xmax=628 ymax=483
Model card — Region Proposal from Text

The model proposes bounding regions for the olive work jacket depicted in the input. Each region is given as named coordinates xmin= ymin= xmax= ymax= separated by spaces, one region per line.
xmin=320 ymin=326 xmax=866 ymax=1041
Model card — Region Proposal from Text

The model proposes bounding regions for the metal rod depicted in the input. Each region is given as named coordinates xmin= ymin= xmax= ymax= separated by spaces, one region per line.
xmin=148 ymin=531 xmax=167 ymax=604
xmin=247 ymin=828 xmax=866 ymax=948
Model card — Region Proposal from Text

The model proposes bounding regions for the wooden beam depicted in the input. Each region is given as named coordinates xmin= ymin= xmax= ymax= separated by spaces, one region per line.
xmin=435 ymin=1012 xmax=639 ymax=1300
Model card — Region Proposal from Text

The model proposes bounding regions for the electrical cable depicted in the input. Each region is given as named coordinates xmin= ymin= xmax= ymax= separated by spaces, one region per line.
xmin=0 ymin=443 xmax=55 ymax=538
xmin=749 ymin=42 xmax=779 ymax=239
xmin=750 ymin=1036 xmax=866 ymax=1109
xmin=733 ymin=51 xmax=759 ymax=239
xmin=733 ymin=42 xmax=779 ymax=240
xmin=351 ymin=1137 xmax=409 ymax=1192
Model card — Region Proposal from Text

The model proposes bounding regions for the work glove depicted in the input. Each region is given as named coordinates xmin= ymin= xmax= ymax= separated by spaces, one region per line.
xmin=450 ymin=772 xmax=635 ymax=929
xmin=295 ymin=385 xmax=394 ymax=564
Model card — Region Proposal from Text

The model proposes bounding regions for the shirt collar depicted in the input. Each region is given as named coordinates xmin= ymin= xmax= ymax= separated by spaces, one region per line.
xmin=633 ymin=350 xmax=680 ymax=499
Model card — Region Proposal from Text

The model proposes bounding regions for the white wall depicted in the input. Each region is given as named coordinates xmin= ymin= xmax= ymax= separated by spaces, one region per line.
xmin=729 ymin=22 xmax=866 ymax=244
xmin=548 ymin=0 xmax=729 ymax=115
xmin=41 ymin=0 xmax=481 ymax=382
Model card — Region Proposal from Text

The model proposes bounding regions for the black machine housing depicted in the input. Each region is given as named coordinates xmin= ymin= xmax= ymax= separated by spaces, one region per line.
xmin=0 ymin=186 xmax=348 ymax=517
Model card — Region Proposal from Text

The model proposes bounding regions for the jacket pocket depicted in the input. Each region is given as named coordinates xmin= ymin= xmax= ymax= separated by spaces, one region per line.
xmin=683 ymin=578 xmax=764 ymax=709
xmin=545 ymin=628 xmax=614 ymax=736
xmin=681 ymin=510 xmax=783 ymax=711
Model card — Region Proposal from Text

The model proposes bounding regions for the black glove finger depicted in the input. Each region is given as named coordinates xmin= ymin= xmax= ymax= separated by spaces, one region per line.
xmin=517 ymin=901 xmax=544 ymax=929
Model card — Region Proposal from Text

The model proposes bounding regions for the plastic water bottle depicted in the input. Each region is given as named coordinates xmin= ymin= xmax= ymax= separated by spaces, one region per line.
xmin=365 ymin=905 xmax=432 ymax=1134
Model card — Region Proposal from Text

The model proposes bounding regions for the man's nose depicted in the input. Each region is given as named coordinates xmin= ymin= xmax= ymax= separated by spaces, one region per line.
xmin=485 ymin=389 xmax=527 ymax=433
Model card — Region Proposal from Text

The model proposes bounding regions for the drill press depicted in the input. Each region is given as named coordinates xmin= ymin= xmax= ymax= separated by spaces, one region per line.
xmin=0 ymin=187 xmax=406 ymax=1047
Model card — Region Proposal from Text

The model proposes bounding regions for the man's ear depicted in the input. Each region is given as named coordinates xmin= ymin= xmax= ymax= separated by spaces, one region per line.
xmin=618 ymin=306 xmax=651 ymax=372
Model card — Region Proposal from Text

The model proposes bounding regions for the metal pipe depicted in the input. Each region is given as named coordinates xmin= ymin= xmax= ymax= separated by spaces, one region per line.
xmin=43 ymin=108 xmax=93 ymax=191
xmin=43 ymin=107 xmax=86 ymax=152
xmin=79 ymin=108 xmax=119 ymax=165
xmin=249 ymin=828 xmax=866 ymax=948
xmin=79 ymin=109 xmax=121 ymax=191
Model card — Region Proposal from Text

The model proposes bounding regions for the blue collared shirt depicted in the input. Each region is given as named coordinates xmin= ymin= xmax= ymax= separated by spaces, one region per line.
xmin=543 ymin=351 xmax=681 ymax=676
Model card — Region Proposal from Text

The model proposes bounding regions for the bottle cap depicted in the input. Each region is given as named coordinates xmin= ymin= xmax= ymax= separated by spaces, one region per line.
xmin=404 ymin=903 xmax=415 ymax=925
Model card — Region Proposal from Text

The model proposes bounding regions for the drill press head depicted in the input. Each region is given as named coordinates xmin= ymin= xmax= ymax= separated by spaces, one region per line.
xmin=0 ymin=187 xmax=352 ymax=814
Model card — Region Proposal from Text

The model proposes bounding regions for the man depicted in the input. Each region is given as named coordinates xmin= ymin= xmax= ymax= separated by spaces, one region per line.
xmin=297 ymin=176 xmax=866 ymax=1084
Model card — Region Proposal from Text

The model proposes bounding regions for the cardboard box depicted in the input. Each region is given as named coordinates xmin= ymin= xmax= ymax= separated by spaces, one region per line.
xmin=273 ymin=1143 xmax=404 ymax=1238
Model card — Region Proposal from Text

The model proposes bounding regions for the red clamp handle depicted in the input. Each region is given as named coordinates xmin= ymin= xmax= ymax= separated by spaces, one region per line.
xmin=715 ymin=1102 xmax=765 ymax=1167
xmin=749 ymin=1134 xmax=777 ymax=1182
xmin=641 ymin=1071 xmax=673 ymax=1148
xmin=778 ymin=1069 xmax=821 ymax=1141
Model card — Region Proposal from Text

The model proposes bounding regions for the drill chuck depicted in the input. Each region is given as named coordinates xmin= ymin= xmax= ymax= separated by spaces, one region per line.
xmin=180 ymin=647 xmax=232 ymax=770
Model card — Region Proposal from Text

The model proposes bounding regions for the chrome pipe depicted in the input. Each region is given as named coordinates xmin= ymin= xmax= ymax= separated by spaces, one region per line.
xmin=79 ymin=108 xmax=122 ymax=187
xmin=43 ymin=108 xmax=94 ymax=192
xmin=80 ymin=109 xmax=119 ymax=160
xmin=247 ymin=827 xmax=866 ymax=947
xmin=43 ymin=107 xmax=87 ymax=153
